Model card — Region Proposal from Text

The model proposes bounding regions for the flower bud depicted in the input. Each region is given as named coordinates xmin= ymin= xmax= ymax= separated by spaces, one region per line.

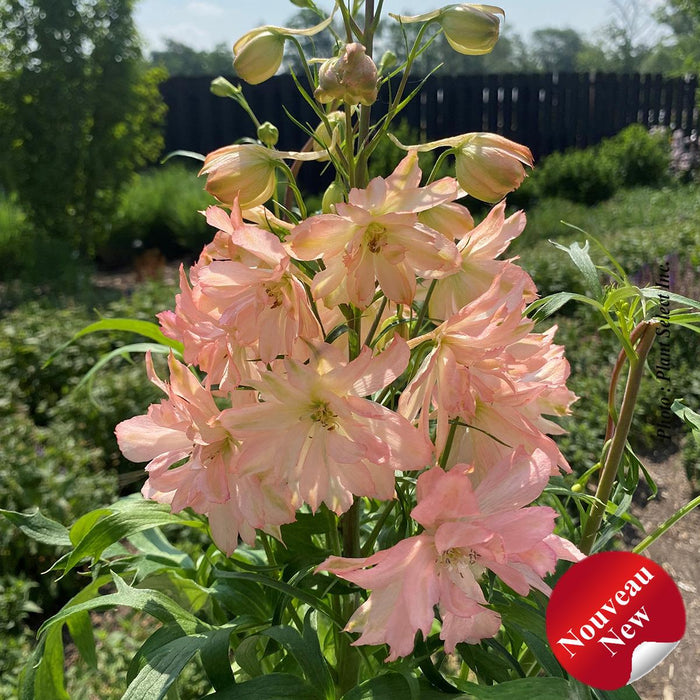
xmin=210 ymin=76 xmax=241 ymax=98
xmin=454 ymin=133 xmax=533 ymax=202
xmin=199 ymin=144 xmax=279 ymax=209
xmin=378 ymin=50 xmax=397 ymax=75
xmin=439 ymin=4 xmax=504 ymax=56
xmin=257 ymin=121 xmax=280 ymax=147
xmin=312 ymin=111 xmax=345 ymax=160
xmin=233 ymin=29 xmax=286 ymax=85
xmin=315 ymin=43 xmax=378 ymax=106
xmin=322 ymin=180 xmax=346 ymax=213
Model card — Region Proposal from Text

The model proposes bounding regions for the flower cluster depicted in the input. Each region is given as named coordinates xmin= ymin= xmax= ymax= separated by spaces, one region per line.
xmin=116 ymin=2 xmax=583 ymax=661
xmin=116 ymin=148 xmax=581 ymax=657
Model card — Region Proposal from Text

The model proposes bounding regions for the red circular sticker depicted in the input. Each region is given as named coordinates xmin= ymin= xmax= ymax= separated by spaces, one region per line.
xmin=546 ymin=551 xmax=686 ymax=690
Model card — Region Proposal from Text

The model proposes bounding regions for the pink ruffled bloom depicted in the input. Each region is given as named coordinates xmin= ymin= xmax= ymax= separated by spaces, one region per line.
xmin=220 ymin=338 xmax=433 ymax=514
xmin=288 ymin=152 xmax=461 ymax=309
xmin=426 ymin=200 xmax=537 ymax=321
xmin=318 ymin=449 xmax=584 ymax=661
xmin=115 ymin=353 xmax=295 ymax=554
xmin=400 ymin=274 xmax=576 ymax=471
xmin=159 ymin=204 xmax=320 ymax=390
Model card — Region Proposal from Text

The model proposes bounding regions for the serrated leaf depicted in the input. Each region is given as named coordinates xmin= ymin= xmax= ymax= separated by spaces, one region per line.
xmin=0 ymin=509 xmax=71 ymax=547
xmin=208 ymin=674 xmax=319 ymax=699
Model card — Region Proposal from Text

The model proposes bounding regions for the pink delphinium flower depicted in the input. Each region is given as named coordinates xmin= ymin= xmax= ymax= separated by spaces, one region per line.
xmin=318 ymin=449 xmax=584 ymax=661
xmin=159 ymin=204 xmax=320 ymax=389
xmin=425 ymin=200 xmax=537 ymax=321
xmin=399 ymin=273 xmax=532 ymax=454
xmin=220 ymin=338 xmax=433 ymax=514
xmin=115 ymin=353 xmax=295 ymax=554
xmin=195 ymin=205 xmax=320 ymax=363
xmin=288 ymin=152 xmax=461 ymax=309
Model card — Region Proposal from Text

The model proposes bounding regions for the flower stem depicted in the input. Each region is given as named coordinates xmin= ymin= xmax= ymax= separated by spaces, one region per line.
xmin=579 ymin=322 xmax=657 ymax=554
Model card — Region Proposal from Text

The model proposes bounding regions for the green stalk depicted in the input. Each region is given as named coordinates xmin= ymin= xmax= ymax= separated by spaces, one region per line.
xmin=579 ymin=323 xmax=657 ymax=554
xmin=363 ymin=295 xmax=387 ymax=346
xmin=411 ymin=279 xmax=437 ymax=338
xmin=633 ymin=494 xmax=700 ymax=554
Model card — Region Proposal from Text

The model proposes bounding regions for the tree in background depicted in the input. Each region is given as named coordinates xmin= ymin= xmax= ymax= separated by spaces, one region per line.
xmin=0 ymin=0 xmax=166 ymax=254
xmin=151 ymin=39 xmax=234 ymax=77
xmin=530 ymin=28 xmax=585 ymax=72
xmin=657 ymin=0 xmax=700 ymax=73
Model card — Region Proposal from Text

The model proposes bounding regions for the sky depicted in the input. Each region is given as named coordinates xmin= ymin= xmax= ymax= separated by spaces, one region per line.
xmin=134 ymin=0 xmax=665 ymax=53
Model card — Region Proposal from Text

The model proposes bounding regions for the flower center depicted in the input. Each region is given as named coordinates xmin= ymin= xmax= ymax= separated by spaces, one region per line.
xmin=364 ymin=222 xmax=388 ymax=254
xmin=264 ymin=283 xmax=283 ymax=309
xmin=439 ymin=547 xmax=481 ymax=579
xmin=309 ymin=400 xmax=338 ymax=430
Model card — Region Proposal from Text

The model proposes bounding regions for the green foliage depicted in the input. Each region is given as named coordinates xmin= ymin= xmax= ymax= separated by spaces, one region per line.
xmin=0 ymin=0 xmax=167 ymax=255
xmin=516 ymin=125 xmax=671 ymax=207
xmin=101 ymin=164 xmax=218 ymax=265
xmin=150 ymin=39 xmax=235 ymax=77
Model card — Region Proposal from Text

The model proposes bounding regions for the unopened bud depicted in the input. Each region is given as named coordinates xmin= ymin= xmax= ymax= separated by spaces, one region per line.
xmin=439 ymin=4 xmax=503 ymax=56
xmin=322 ymin=180 xmax=346 ymax=213
xmin=257 ymin=121 xmax=279 ymax=147
xmin=312 ymin=111 xmax=345 ymax=160
xmin=234 ymin=29 xmax=286 ymax=85
xmin=315 ymin=43 xmax=378 ymax=106
xmin=378 ymin=50 xmax=397 ymax=75
xmin=210 ymin=76 xmax=241 ymax=98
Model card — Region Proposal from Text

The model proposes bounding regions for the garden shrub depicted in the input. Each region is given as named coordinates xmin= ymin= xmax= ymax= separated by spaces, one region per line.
xmin=101 ymin=164 xmax=218 ymax=266
xmin=518 ymin=124 xmax=671 ymax=206
xmin=534 ymin=147 xmax=621 ymax=204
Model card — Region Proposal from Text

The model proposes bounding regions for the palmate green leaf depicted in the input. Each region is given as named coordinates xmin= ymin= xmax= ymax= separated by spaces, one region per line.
xmin=550 ymin=240 xmax=604 ymax=300
xmin=494 ymin=596 xmax=563 ymax=678
xmin=38 ymin=573 xmax=208 ymax=638
xmin=451 ymin=676 xmax=572 ymax=699
xmin=62 ymin=499 xmax=200 ymax=574
xmin=0 ymin=508 xmax=71 ymax=547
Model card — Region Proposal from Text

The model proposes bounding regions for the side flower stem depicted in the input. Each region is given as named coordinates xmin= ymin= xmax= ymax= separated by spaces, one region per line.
xmin=579 ymin=322 xmax=657 ymax=555
xmin=338 ymin=497 xmax=361 ymax=693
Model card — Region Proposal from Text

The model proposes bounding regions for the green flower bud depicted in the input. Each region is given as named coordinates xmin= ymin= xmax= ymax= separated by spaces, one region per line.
xmin=439 ymin=4 xmax=504 ymax=56
xmin=257 ymin=121 xmax=280 ymax=147
xmin=210 ymin=76 xmax=241 ymax=98
xmin=234 ymin=29 xmax=286 ymax=85
xmin=322 ymin=180 xmax=346 ymax=213
xmin=378 ymin=50 xmax=397 ymax=75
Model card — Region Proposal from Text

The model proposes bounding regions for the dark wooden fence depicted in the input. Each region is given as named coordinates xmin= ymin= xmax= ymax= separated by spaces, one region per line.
xmin=161 ymin=72 xmax=699 ymax=163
